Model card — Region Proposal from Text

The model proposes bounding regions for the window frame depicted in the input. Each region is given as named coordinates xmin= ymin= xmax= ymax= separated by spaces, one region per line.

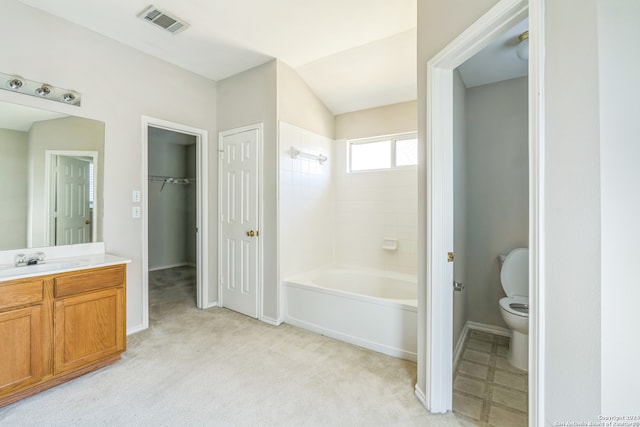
xmin=347 ymin=132 xmax=417 ymax=173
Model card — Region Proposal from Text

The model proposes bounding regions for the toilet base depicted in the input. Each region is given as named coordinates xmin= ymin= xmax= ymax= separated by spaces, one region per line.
xmin=507 ymin=330 xmax=528 ymax=371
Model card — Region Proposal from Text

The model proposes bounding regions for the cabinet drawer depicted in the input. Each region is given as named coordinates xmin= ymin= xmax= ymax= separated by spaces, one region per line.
xmin=54 ymin=266 xmax=125 ymax=298
xmin=0 ymin=280 xmax=43 ymax=311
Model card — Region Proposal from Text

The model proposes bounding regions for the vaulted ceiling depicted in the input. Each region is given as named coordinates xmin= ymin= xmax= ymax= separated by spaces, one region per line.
xmin=19 ymin=0 xmax=417 ymax=115
xmin=18 ymin=0 xmax=527 ymax=115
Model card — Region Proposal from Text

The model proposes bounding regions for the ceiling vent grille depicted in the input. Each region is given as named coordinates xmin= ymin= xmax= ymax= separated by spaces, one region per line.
xmin=138 ymin=5 xmax=189 ymax=34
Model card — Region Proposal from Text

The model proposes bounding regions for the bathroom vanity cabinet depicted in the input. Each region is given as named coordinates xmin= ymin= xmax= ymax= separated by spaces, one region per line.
xmin=0 ymin=264 xmax=126 ymax=407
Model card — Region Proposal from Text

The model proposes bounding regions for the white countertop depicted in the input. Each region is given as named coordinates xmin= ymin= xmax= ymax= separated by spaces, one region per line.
xmin=0 ymin=252 xmax=131 ymax=282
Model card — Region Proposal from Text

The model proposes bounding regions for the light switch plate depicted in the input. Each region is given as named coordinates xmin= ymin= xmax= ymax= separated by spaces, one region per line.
xmin=132 ymin=190 xmax=141 ymax=203
xmin=132 ymin=206 xmax=141 ymax=218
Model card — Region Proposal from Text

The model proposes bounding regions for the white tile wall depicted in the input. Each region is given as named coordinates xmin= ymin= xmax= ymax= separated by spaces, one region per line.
xmin=334 ymin=140 xmax=417 ymax=274
xmin=279 ymin=125 xmax=418 ymax=278
xmin=279 ymin=122 xmax=334 ymax=279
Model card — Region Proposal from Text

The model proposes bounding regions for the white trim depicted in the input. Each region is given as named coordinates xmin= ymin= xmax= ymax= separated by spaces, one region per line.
xmin=414 ymin=384 xmax=427 ymax=407
xmin=141 ymin=116 xmax=210 ymax=331
xmin=528 ymin=1 xmax=545 ymax=425
xmin=466 ymin=321 xmax=511 ymax=337
xmin=453 ymin=322 xmax=512 ymax=369
xmin=453 ymin=321 xmax=513 ymax=373
xmin=453 ymin=324 xmax=470 ymax=370
xmin=148 ymin=263 xmax=191 ymax=272
xmin=422 ymin=0 xmax=542 ymax=417
xmin=218 ymin=123 xmax=264 ymax=320
xmin=260 ymin=315 xmax=282 ymax=326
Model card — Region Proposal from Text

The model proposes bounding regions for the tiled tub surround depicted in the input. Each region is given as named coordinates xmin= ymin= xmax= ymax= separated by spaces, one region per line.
xmin=279 ymin=122 xmax=419 ymax=281
xmin=453 ymin=330 xmax=528 ymax=426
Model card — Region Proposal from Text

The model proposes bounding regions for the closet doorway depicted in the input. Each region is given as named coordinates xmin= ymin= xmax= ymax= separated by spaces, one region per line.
xmin=141 ymin=116 xmax=209 ymax=330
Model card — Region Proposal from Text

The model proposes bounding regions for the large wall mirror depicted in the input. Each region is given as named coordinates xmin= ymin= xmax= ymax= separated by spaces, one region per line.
xmin=0 ymin=100 xmax=104 ymax=251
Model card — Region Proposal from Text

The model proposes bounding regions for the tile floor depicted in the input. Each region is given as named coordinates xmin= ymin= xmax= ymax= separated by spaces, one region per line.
xmin=453 ymin=330 xmax=528 ymax=427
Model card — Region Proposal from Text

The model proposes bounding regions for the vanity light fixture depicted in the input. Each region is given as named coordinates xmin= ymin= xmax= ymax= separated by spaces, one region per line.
xmin=0 ymin=71 xmax=81 ymax=106
xmin=516 ymin=30 xmax=529 ymax=61
xmin=62 ymin=92 xmax=78 ymax=104
xmin=7 ymin=76 xmax=24 ymax=90
xmin=35 ymin=84 xmax=52 ymax=97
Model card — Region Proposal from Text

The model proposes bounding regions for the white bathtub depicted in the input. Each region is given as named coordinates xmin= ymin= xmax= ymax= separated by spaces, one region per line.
xmin=283 ymin=267 xmax=417 ymax=361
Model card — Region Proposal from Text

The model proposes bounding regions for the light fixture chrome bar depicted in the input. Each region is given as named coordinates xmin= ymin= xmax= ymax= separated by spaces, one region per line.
xmin=0 ymin=72 xmax=81 ymax=106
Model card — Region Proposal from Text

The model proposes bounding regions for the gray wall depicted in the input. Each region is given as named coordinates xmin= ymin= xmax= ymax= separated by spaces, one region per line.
xmin=277 ymin=61 xmax=335 ymax=139
xmin=335 ymin=101 xmax=416 ymax=140
xmin=452 ymin=70 xmax=467 ymax=349
xmin=599 ymin=0 xmax=640 ymax=411
xmin=148 ymin=130 xmax=196 ymax=270
xmin=416 ymin=0 xmax=501 ymax=397
xmin=217 ymin=60 xmax=278 ymax=321
xmin=544 ymin=0 xmax=602 ymax=420
xmin=28 ymin=116 xmax=105 ymax=247
xmin=418 ymin=0 xmax=639 ymax=420
xmin=465 ymin=76 xmax=528 ymax=328
xmin=0 ymin=129 xmax=28 ymax=249
xmin=0 ymin=0 xmax=218 ymax=330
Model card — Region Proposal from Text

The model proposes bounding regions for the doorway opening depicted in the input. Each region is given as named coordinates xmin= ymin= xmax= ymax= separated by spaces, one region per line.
xmin=451 ymin=16 xmax=529 ymax=424
xmin=141 ymin=116 xmax=209 ymax=331
xmin=419 ymin=0 xmax=544 ymax=424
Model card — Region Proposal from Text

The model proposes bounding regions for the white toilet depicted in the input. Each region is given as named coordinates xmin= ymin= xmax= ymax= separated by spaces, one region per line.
xmin=498 ymin=248 xmax=529 ymax=371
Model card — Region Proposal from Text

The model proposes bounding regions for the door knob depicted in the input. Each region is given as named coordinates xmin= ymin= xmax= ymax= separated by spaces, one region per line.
xmin=246 ymin=230 xmax=255 ymax=237
xmin=85 ymin=220 xmax=91 ymax=225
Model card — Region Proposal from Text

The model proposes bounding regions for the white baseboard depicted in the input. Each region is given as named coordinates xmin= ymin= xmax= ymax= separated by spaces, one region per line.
xmin=149 ymin=263 xmax=190 ymax=272
xmin=126 ymin=323 xmax=148 ymax=335
xmin=203 ymin=301 xmax=218 ymax=309
xmin=453 ymin=321 xmax=512 ymax=369
xmin=414 ymin=384 xmax=427 ymax=407
xmin=453 ymin=324 xmax=470 ymax=369
xmin=261 ymin=315 xmax=282 ymax=326
xmin=466 ymin=321 xmax=511 ymax=337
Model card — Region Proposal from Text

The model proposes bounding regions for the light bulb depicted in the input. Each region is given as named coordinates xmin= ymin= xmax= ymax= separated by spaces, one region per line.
xmin=35 ymin=84 xmax=52 ymax=96
xmin=8 ymin=77 xmax=23 ymax=90
xmin=516 ymin=31 xmax=529 ymax=61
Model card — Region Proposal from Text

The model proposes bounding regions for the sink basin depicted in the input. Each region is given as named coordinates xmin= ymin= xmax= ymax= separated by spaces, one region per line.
xmin=0 ymin=259 xmax=91 ymax=279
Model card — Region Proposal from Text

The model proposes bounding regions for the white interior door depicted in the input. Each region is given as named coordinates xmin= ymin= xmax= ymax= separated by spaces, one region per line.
xmin=54 ymin=155 xmax=91 ymax=245
xmin=219 ymin=125 xmax=261 ymax=318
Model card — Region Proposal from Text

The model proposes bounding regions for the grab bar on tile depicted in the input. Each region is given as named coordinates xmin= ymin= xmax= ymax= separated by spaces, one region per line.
xmin=290 ymin=147 xmax=327 ymax=164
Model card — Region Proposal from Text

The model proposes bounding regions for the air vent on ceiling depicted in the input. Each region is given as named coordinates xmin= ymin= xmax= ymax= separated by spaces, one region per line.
xmin=138 ymin=5 xmax=189 ymax=34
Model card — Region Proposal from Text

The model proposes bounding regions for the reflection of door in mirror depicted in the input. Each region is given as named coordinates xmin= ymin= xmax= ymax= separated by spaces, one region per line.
xmin=51 ymin=155 xmax=92 ymax=245
xmin=0 ymin=101 xmax=105 ymax=251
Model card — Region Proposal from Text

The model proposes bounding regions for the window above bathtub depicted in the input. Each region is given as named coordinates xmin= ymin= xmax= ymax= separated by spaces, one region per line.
xmin=347 ymin=132 xmax=417 ymax=173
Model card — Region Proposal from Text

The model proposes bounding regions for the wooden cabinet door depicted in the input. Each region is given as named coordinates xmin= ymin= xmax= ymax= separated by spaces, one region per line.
xmin=0 ymin=306 xmax=43 ymax=396
xmin=54 ymin=287 xmax=125 ymax=374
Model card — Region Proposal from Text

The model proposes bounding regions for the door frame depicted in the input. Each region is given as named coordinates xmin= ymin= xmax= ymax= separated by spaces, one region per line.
xmin=43 ymin=150 xmax=99 ymax=246
xmin=217 ymin=123 xmax=264 ymax=319
xmin=420 ymin=0 xmax=545 ymax=424
xmin=141 ymin=116 xmax=210 ymax=330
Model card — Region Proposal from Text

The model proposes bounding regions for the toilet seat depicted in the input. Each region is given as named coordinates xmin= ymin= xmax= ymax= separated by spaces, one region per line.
xmin=499 ymin=296 xmax=529 ymax=318
xmin=500 ymin=248 xmax=529 ymax=297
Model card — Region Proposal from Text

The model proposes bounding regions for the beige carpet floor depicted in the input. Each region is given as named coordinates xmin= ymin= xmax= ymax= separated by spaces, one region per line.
xmin=0 ymin=266 xmax=461 ymax=427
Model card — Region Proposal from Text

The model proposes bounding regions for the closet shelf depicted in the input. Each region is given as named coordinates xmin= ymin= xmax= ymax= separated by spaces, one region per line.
xmin=148 ymin=175 xmax=195 ymax=191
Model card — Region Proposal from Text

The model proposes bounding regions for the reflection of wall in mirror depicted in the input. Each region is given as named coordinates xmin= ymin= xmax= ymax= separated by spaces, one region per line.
xmin=28 ymin=116 xmax=104 ymax=248
xmin=0 ymin=128 xmax=29 ymax=250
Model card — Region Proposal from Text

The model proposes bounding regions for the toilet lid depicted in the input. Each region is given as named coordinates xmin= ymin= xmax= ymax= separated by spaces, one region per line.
xmin=500 ymin=248 xmax=529 ymax=297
